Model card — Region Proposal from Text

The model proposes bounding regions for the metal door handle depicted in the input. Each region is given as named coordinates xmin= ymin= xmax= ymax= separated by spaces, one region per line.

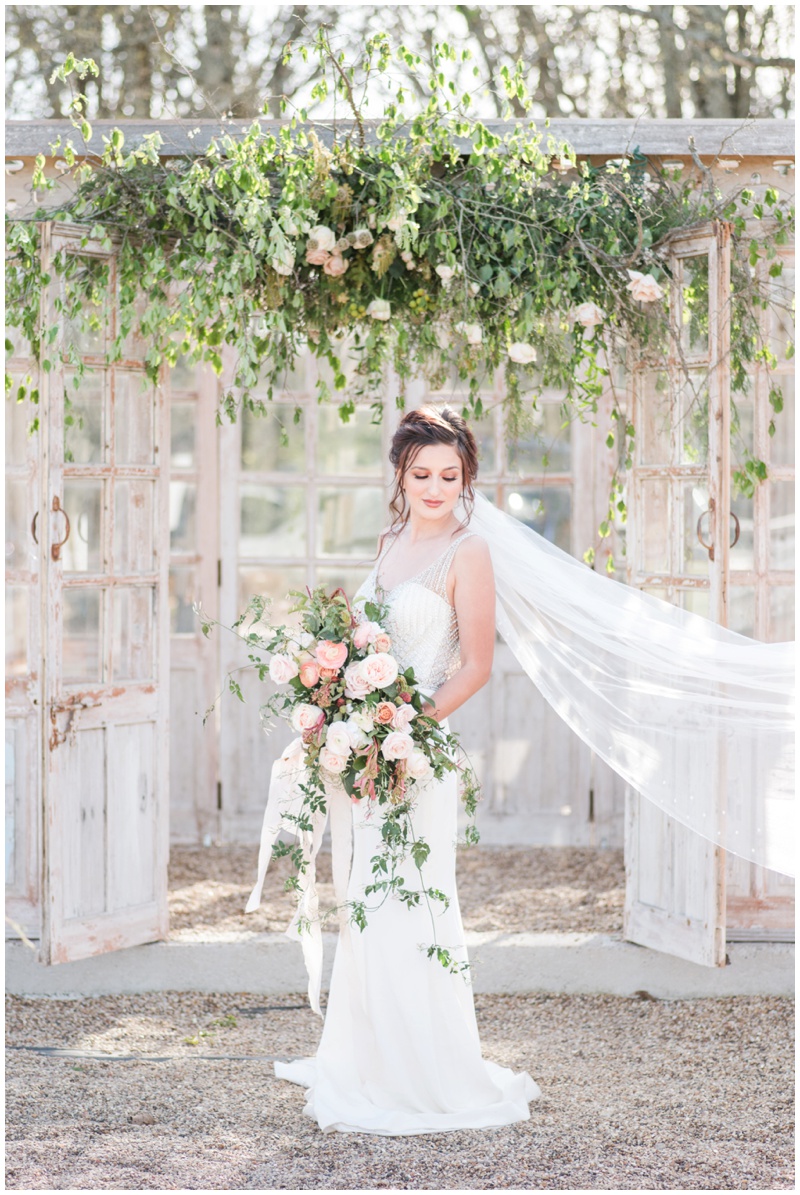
xmin=729 ymin=511 xmax=740 ymax=548
xmin=51 ymin=495 xmax=71 ymax=561
xmin=697 ymin=501 xmax=740 ymax=562
xmin=31 ymin=511 xmax=38 ymax=544
xmin=696 ymin=498 xmax=716 ymax=561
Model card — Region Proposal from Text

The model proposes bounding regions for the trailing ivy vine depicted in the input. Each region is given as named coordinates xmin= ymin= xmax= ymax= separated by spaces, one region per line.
xmin=5 ymin=33 xmax=795 ymax=567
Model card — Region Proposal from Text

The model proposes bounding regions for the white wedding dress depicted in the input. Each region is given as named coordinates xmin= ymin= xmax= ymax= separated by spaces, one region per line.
xmin=265 ymin=527 xmax=542 ymax=1135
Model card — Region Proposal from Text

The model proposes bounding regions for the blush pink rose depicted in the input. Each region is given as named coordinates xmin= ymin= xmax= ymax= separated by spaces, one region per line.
xmin=362 ymin=652 xmax=399 ymax=690
xmin=373 ymin=632 xmax=392 ymax=653
xmin=316 ymin=640 xmax=349 ymax=671
xmin=391 ymin=704 xmax=416 ymax=731
xmin=291 ymin=702 xmax=325 ymax=733
xmin=353 ymin=621 xmax=382 ymax=650
xmin=380 ymin=731 xmax=414 ymax=761
xmin=306 ymin=248 xmax=331 ymax=267
xmin=299 ymin=660 xmax=321 ymax=687
xmin=344 ymin=660 xmax=373 ymax=699
xmin=319 ymin=746 xmax=348 ymax=774
xmin=319 ymin=667 xmax=339 ymax=682
xmin=323 ymin=254 xmax=349 ymax=278
xmin=374 ymin=701 xmax=397 ymax=725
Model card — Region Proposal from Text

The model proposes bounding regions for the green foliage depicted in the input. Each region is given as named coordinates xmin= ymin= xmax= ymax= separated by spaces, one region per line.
xmin=5 ymin=31 xmax=793 ymax=545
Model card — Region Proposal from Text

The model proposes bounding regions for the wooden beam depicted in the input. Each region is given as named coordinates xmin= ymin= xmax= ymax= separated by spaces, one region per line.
xmin=4 ymin=117 xmax=795 ymax=159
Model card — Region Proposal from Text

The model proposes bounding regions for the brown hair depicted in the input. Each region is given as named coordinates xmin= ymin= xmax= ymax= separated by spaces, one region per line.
xmin=386 ymin=405 xmax=479 ymax=536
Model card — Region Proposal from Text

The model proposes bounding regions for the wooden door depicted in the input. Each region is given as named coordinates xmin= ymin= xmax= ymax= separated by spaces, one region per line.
xmin=624 ymin=222 xmax=731 ymax=967
xmin=38 ymin=224 xmax=170 ymax=964
xmin=724 ymin=241 xmax=795 ymax=939
xmin=5 ymin=334 xmax=43 ymax=942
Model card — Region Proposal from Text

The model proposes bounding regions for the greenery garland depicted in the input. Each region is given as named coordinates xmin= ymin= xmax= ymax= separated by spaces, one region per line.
xmin=5 ymin=32 xmax=795 ymax=562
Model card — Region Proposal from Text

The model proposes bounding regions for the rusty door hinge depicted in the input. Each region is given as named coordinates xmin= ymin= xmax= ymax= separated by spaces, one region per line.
xmin=49 ymin=695 xmax=102 ymax=750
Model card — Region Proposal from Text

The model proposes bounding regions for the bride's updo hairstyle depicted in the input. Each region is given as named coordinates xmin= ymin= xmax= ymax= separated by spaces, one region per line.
xmin=387 ymin=405 xmax=479 ymax=534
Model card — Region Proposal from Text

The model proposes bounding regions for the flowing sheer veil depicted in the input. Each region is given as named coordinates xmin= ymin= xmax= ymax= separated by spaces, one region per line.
xmin=463 ymin=490 xmax=795 ymax=878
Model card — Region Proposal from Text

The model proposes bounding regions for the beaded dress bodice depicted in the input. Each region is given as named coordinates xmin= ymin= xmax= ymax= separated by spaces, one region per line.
xmin=353 ymin=529 xmax=481 ymax=693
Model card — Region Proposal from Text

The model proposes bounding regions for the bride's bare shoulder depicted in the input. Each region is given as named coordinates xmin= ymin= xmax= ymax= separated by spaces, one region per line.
xmin=454 ymin=530 xmax=492 ymax=568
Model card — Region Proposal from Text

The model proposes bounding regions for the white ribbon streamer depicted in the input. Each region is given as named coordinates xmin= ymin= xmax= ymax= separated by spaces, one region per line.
xmin=244 ymin=739 xmax=352 ymax=1015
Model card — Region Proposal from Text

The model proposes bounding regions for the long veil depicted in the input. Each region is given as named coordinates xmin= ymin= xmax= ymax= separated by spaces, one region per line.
xmin=464 ymin=490 xmax=795 ymax=878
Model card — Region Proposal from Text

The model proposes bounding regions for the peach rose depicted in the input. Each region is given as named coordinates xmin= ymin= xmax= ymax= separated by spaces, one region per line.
xmin=316 ymin=640 xmax=348 ymax=670
xmin=375 ymin=701 xmax=397 ymax=725
xmin=323 ymin=254 xmax=349 ymax=278
xmin=361 ymin=652 xmax=399 ymax=690
xmin=354 ymin=621 xmax=382 ymax=650
xmin=391 ymin=704 xmax=416 ymax=732
xmin=319 ymin=667 xmax=339 ymax=682
xmin=324 ymin=721 xmax=353 ymax=758
xmin=291 ymin=702 xmax=325 ymax=733
xmin=626 ymin=270 xmax=665 ymax=303
xmin=299 ymin=660 xmax=321 ymax=688
xmin=269 ymin=653 xmax=300 ymax=684
xmin=344 ymin=660 xmax=373 ymax=699
xmin=319 ymin=746 xmax=348 ymax=774
xmin=381 ymin=731 xmax=414 ymax=761
xmin=306 ymin=248 xmax=331 ymax=267
xmin=373 ymin=632 xmax=392 ymax=653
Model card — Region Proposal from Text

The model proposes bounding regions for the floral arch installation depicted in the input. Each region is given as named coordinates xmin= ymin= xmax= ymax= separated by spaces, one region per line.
xmin=4 ymin=36 xmax=795 ymax=548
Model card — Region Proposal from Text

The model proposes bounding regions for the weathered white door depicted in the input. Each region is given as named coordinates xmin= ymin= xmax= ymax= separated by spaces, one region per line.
xmin=38 ymin=224 xmax=170 ymax=964
xmin=624 ymin=222 xmax=732 ymax=967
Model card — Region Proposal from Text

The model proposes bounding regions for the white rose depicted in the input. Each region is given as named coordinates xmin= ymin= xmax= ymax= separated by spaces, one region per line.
xmin=361 ymin=652 xmax=399 ymax=689
xmin=366 ymin=298 xmax=391 ymax=321
xmin=291 ymin=702 xmax=325 ymax=733
xmin=435 ymin=264 xmax=455 ymax=282
xmin=269 ymin=653 xmax=300 ymax=684
xmin=380 ymin=731 xmax=415 ymax=761
xmin=469 ymin=281 xmax=480 ymax=295
xmin=456 ymin=321 xmax=483 ymax=346
xmin=350 ymin=708 xmax=375 ymax=733
xmin=307 ymin=224 xmax=336 ymax=253
xmin=319 ymin=746 xmax=348 ymax=774
xmin=344 ymin=660 xmax=373 ymax=699
xmin=626 ymin=270 xmax=665 ymax=303
xmin=343 ymin=718 xmax=371 ymax=751
xmin=325 ymin=721 xmax=353 ymax=758
xmin=270 ymin=246 xmax=296 ymax=276
xmin=407 ymin=748 xmax=433 ymax=781
xmin=391 ymin=704 xmax=416 ymax=731
xmin=508 ymin=341 xmax=538 ymax=364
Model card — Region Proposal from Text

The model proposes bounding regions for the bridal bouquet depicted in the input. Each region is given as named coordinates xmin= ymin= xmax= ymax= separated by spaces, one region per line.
xmin=203 ymin=585 xmax=481 ymax=973
xmin=262 ymin=587 xmax=466 ymax=808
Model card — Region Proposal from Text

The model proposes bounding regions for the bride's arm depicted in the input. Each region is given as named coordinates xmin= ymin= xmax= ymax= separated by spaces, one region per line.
xmin=421 ymin=536 xmax=495 ymax=722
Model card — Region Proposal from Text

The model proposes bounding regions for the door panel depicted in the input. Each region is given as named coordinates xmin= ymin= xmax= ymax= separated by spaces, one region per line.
xmin=624 ymin=223 xmax=730 ymax=967
xmin=39 ymin=223 xmax=169 ymax=964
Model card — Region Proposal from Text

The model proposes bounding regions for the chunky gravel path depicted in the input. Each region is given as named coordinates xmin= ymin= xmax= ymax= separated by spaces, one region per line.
xmin=6 ymin=990 xmax=793 ymax=1190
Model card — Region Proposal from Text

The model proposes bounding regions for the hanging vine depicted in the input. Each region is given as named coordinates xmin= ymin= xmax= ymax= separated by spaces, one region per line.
xmin=5 ymin=33 xmax=795 ymax=568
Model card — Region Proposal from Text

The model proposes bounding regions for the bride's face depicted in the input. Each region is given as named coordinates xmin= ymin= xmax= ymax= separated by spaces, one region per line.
xmin=401 ymin=443 xmax=464 ymax=523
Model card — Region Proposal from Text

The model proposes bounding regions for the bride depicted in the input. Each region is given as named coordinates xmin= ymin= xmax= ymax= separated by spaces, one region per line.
xmin=246 ymin=402 xmax=793 ymax=1135
xmin=248 ymin=404 xmax=543 ymax=1135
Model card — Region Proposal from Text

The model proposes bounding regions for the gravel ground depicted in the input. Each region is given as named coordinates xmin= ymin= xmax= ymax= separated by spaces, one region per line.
xmin=168 ymin=843 xmax=626 ymax=938
xmin=5 ymin=991 xmax=793 ymax=1190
